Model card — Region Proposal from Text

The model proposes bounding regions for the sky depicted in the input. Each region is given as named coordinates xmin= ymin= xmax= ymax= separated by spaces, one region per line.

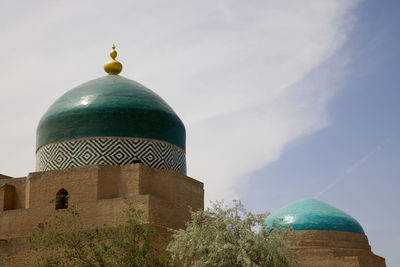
xmin=0 ymin=0 xmax=399 ymax=266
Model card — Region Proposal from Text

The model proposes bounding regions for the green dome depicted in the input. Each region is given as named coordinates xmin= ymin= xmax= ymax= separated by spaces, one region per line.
xmin=36 ymin=75 xmax=185 ymax=150
xmin=266 ymin=198 xmax=365 ymax=234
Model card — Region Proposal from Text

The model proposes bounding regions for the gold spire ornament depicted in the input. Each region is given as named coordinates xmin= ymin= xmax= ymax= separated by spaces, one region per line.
xmin=104 ymin=44 xmax=123 ymax=75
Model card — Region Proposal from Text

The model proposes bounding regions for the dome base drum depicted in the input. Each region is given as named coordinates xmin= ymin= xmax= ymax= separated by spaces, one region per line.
xmin=36 ymin=136 xmax=186 ymax=174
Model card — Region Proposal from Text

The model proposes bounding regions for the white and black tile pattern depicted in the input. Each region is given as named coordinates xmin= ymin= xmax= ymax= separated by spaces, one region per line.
xmin=36 ymin=137 xmax=186 ymax=174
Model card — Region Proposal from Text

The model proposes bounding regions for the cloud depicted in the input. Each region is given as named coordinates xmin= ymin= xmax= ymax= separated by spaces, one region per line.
xmin=0 ymin=0 xmax=361 ymax=200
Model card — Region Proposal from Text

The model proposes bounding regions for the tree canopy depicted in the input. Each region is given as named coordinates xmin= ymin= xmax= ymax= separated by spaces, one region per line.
xmin=29 ymin=200 xmax=295 ymax=267
xmin=28 ymin=202 xmax=171 ymax=267
xmin=167 ymin=200 xmax=296 ymax=267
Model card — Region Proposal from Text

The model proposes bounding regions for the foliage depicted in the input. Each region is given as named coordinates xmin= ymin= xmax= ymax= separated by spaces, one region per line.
xmin=28 ymin=202 xmax=171 ymax=267
xmin=167 ymin=200 xmax=297 ymax=267
xmin=28 ymin=199 xmax=296 ymax=267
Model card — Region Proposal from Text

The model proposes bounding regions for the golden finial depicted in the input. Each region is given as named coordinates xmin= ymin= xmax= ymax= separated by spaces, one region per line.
xmin=104 ymin=44 xmax=123 ymax=75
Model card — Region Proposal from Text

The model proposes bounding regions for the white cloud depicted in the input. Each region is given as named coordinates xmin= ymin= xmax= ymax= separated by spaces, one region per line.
xmin=0 ymin=0 xmax=360 ymax=200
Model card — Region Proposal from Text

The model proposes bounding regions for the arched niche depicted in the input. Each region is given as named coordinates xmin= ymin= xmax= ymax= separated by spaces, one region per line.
xmin=55 ymin=188 xmax=69 ymax=209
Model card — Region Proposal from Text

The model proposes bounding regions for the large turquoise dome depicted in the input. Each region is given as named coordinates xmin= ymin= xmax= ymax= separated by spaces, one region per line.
xmin=37 ymin=75 xmax=185 ymax=149
xmin=266 ymin=198 xmax=365 ymax=234
xmin=36 ymin=75 xmax=186 ymax=174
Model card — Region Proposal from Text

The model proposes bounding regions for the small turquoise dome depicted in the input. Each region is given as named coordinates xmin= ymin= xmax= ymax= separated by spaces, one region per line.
xmin=36 ymin=75 xmax=185 ymax=150
xmin=266 ymin=198 xmax=365 ymax=234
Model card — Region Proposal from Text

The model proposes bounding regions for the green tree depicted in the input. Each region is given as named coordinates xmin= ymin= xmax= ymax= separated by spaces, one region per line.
xmin=28 ymin=202 xmax=171 ymax=267
xmin=167 ymin=200 xmax=297 ymax=267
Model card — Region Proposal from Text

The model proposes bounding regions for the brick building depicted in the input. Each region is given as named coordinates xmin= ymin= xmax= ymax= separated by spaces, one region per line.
xmin=0 ymin=46 xmax=386 ymax=266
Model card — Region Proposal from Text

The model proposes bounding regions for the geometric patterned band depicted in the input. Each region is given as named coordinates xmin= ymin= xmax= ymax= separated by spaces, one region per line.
xmin=36 ymin=137 xmax=186 ymax=174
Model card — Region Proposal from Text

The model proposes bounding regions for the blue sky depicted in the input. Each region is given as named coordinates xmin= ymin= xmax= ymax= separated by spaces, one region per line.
xmin=0 ymin=0 xmax=398 ymax=266
xmin=240 ymin=1 xmax=400 ymax=265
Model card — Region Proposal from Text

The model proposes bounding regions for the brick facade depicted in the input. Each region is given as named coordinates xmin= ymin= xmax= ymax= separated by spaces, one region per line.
xmin=0 ymin=164 xmax=204 ymax=266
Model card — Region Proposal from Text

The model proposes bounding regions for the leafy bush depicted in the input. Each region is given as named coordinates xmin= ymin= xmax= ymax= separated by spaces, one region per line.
xmin=28 ymin=202 xmax=171 ymax=267
xmin=167 ymin=200 xmax=296 ymax=267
